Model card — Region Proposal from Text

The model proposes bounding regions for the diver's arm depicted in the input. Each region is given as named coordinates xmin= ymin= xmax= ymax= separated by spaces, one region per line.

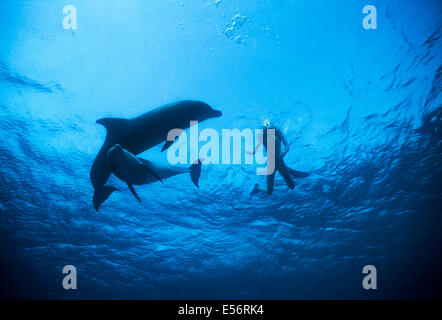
xmin=247 ymin=132 xmax=263 ymax=155
xmin=277 ymin=129 xmax=289 ymax=148
xmin=277 ymin=128 xmax=291 ymax=159
xmin=247 ymin=141 xmax=262 ymax=155
xmin=280 ymin=142 xmax=292 ymax=159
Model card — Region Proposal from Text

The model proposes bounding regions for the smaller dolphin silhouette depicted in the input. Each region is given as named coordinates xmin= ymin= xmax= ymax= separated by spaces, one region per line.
xmin=107 ymin=144 xmax=202 ymax=202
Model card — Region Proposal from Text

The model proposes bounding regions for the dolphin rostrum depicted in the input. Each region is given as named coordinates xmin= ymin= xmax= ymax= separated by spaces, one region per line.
xmin=107 ymin=144 xmax=202 ymax=202
xmin=91 ymin=100 xmax=222 ymax=210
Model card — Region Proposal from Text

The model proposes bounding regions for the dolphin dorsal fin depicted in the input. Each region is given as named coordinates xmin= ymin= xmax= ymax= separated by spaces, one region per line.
xmin=96 ymin=118 xmax=127 ymax=138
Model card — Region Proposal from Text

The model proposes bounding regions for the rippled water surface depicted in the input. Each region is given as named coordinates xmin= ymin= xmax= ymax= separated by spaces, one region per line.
xmin=0 ymin=0 xmax=441 ymax=299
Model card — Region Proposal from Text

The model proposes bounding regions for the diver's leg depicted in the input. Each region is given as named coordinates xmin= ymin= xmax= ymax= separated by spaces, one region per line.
xmin=250 ymin=169 xmax=276 ymax=195
xmin=250 ymin=173 xmax=276 ymax=195
xmin=266 ymin=171 xmax=276 ymax=195
xmin=279 ymin=161 xmax=295 ymax=190
xmin=250 ymin=181 xmax=272 ymax=195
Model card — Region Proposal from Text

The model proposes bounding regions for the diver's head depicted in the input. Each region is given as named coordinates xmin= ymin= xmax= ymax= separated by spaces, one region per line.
xmin=262 ymin=118 xmax=271 ymax=128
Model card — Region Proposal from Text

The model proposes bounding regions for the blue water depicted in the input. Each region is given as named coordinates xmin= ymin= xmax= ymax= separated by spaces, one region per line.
xmin=0 ymin=0 xmax=441 ymax=299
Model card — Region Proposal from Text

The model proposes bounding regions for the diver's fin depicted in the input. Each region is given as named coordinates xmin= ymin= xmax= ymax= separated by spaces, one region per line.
xmin=127 ymin=183 xmax=141 ymax=202
xmin=250 ymin=183 xmax=260 ymax=195
xmin=138 ymin=158 xmax=164 ymax=183
xmin=161 ymin=140 xmax=175 ymax=152
xmin=96 ymin=118 xmax=127 ymax=139
xmin=287 ymin=167 xmax=310 ymax=178
xmin=93 ymin=185 xmax=118 ymax=211
xmin=189 ymin=159 xmax=202 ymax=188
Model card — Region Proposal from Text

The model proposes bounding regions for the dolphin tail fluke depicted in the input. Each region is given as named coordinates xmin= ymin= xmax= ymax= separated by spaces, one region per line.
xmin=127 ymin=183 xmax=142 ymax=202
xmin=190 ymin=159 xmax=203 ymax=188
xmin=287 ymin=167 xmax=310 ymax=178
xmin=93 ymin=186 xmax=118 ymax=211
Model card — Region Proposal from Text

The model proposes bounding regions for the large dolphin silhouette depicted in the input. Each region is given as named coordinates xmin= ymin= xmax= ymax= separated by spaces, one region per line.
xmin=107 ymin=144 xmax=202 ymax=202
xmin=91 ymin=100 xmax=222 ymax=211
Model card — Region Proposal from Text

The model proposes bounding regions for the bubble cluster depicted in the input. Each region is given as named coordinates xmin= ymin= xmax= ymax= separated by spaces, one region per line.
xmin=224 ymin=14 xmax=248 ymax=44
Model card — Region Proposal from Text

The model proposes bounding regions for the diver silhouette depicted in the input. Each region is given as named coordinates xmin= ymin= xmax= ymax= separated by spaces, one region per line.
xmin=249 ymin=119 xmax=309 ymax=195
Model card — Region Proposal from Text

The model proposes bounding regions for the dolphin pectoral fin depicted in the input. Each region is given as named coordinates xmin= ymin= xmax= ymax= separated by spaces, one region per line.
xmin=93 ymin=185 xmax=118 ymax=211
xmin=127 ymin=183 xmax=142 ymax=202
xmin=161 ymin=140 xmax=175 ymax=152
xmin=138 ymin=158 xmax=164 ymax=183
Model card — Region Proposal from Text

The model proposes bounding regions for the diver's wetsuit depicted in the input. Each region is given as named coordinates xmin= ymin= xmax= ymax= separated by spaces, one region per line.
xmin=262 ymin=126 xmax=294 ymax=194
